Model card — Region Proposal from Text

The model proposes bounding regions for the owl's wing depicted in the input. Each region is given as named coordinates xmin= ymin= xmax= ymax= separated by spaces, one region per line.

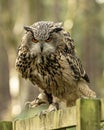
xmin=62 ymin=31 xmax=90 ymax=83
xmin=66 ymin=54 xmax=90 ymax=83
xmin=15 ymin=45 xmax=32 ymax=79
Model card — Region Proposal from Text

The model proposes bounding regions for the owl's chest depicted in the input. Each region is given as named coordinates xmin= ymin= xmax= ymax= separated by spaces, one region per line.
xmin=29 ymin=53 xmax=76 ymax=98
xmin=38 ymin=56 xmax=61 ymax=79
xmin=30 ymin=54 xmax=62 ymax=88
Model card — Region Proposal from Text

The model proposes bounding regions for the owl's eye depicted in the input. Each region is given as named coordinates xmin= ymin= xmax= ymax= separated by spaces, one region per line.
xmin=32 ymin=38 xmax=38 ymax=43
xmin=45 ymin=37 xmax=52 ymax=42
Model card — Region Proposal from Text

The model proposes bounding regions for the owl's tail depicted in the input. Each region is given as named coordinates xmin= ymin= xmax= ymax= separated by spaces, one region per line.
xmin=78 ymin=81 xmax=96 ymax=98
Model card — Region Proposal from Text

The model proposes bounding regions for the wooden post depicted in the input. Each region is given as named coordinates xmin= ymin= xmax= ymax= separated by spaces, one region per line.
xmin=13 ymin=98 xmax=104 ymax=130
xmin=76 ymin=98 xmax=101 ymax=130
xmin=13 ymin=105 xmax=76 ymax=130
xmin=0 ymin=121 xmax=12 ymax=130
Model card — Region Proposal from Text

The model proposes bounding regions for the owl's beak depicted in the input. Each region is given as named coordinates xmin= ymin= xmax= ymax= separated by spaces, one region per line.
xmin=40 ymin=43 xmax=43 ymax=52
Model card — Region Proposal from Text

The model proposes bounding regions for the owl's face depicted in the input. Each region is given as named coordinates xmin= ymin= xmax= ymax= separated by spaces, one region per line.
xmin=22 ymin=21 xmax=63 ymax=56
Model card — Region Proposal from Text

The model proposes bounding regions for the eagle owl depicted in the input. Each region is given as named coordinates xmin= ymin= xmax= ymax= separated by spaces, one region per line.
xmin=16 ymin=21 xmax=96 ymax=110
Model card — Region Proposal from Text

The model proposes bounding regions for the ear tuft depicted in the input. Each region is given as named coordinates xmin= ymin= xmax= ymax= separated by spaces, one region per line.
xmin=52 ymin=27 xmax=63 ymax=33
xmin=50 ymin=22 xmax=63 ymax=33
xmin=55 ymin=22 xmax=63 ymax=28
xmin=24 ymin=26 xmax=32 ymax=31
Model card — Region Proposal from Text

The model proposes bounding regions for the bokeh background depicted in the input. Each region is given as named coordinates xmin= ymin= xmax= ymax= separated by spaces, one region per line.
xmin=0 ymin=0 xmax=104 ymax=120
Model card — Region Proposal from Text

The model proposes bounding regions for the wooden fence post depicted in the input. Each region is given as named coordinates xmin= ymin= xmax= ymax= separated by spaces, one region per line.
xmin=13 ymin=98 xmax=104 ymax=130
xmin=0 ymin=121 xmax=12 ymax=130
xmin=76 ymin=98 xmax=101 ymax=130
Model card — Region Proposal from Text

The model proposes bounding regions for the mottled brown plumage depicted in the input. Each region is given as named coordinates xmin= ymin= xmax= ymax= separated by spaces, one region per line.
xmin=16 ymin=21 xmax=96 ymax=109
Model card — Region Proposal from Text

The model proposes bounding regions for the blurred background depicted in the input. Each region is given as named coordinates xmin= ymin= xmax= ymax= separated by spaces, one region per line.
xmin=0 ymin=0 xmax=104 ymax=120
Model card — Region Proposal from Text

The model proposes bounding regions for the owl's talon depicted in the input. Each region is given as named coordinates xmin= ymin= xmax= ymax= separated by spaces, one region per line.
xmin=48 ymin=102 xmax=59 ymax=112
xmin=25 ymin=101 xmax=32 ymax=109
xmin=37 ymin=110 xmax=48 ymax=118
xmin=34 ymin=102 xmax=59 ymax=118
xmin=25 ymin=97 xmax=48 ymax=109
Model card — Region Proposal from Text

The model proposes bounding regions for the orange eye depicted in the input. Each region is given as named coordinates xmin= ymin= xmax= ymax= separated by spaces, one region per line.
xmin=32 ymin=38 xmax=38 ymax=43
xmin=45 ymin=37 xmax=52 ymax=42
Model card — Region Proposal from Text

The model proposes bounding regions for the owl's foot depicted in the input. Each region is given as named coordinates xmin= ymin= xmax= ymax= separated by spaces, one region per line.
xmin=25 ymin=98 xmax=47 ymax=109
xmin=25 ymin=93 xmax=49 ymax=109
xmin=38 ymin=102 xmax=59 ymax=118
xmin=48 ymin=102 xmax=59 ymax=112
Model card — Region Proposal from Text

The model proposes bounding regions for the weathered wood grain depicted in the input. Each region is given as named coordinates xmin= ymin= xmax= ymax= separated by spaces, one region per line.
xmin=76 ymin=98 xmax=101 ymax=130
xmin=14 ymin=106 xmax=76 ymax=130
xmin=13 ymin=98 xmax=104 ymax=130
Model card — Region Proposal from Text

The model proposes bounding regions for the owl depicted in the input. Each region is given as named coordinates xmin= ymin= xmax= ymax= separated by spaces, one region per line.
xmin=16 ymin=21 xmax=96 ymax=111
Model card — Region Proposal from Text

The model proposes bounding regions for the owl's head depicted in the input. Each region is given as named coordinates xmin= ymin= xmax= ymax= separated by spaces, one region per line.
xmin=22 ymin=21 xmax=63 ymax=55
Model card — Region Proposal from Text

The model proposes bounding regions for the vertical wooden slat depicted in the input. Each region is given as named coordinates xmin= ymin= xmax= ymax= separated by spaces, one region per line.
xmin=0 ymin=121 xmax=12 ymax=130
xmin=76 ymin=98 xmax=101 ymax=130
xmin=101 ymin=98 xmax=104 ymax=121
